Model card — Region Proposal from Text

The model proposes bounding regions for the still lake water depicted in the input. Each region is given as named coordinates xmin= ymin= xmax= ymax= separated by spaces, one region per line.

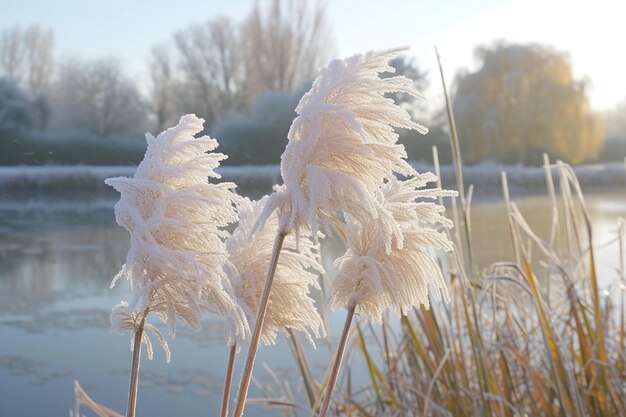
xmin=1 ymin=184 xmax=625 ymax=417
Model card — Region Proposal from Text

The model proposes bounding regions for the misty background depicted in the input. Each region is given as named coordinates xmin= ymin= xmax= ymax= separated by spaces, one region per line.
xmin=1 ymin=0 xmax=625 ymax=168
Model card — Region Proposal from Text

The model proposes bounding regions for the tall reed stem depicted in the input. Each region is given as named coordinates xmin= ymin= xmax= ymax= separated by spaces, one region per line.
xmin=233 ymin=228 xmax=287 ymax=417
xmin=220 ymin=344 xmax=237 ymax=417
xmin=127 ymin=315 xmax=146 ymax=417
xmin=318 ymin=302 xmax=356 ymax=417
xmin=435 ymin=47 xmax=473 ymax=269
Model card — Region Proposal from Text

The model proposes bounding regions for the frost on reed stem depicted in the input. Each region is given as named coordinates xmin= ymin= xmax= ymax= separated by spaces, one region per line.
xmin=226 ymin=197 xmax=326 ymax=417
xmin=105 ymin=115 xmax=248 ymax=417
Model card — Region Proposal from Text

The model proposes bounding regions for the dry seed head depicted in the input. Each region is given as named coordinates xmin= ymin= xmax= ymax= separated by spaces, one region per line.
xmin=106 ymin=114 xmax=248 ymax=353
xmin=225 ymin=196 xmax=325 ymax=346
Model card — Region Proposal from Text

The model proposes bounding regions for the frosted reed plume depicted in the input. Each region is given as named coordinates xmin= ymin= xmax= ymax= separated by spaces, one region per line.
xmin=221 ymin=196 xmax=326 ymax=417
xmin=225 ymin=196 xmax=325 ymax=346
xmin=258 ymin=47 xmax=427 ymax=251
xmin=234 ymin=47 xmax=435 ymax=417
xmin=332 ymin=174 xmax=456 ymax=322
xmin=105 ymin=114 xmax=248 ymax=417
xmin=317 ymin=174 xmax=455 ymax=417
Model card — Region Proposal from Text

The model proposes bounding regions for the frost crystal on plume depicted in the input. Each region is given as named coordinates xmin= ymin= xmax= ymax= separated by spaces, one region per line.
xmin=105 ymin=114 xmax=248 ymax=354
xmin=332 ymin=174 xmax=456 ymax=323
xmin=225 ymin=196 xmax=325 ymax=346
xmin=258 ymin=47 xmax=427 ymax=253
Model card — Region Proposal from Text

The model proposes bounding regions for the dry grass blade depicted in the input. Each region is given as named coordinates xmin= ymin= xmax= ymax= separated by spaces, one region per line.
xmin=246 ymin=397 xmax=308 ymax=412
xmin=436 ymin=47 xmax=473 ymax=269
xmin=401 ymin=315 xmax=433 ymax=376
xmin=220 ymin=344 xmax=237 ymax=417
xmin=72 ymin=381 xmax=124 ymax=417
xmin=286 ymin=328 xmax=318 ymax=408
xmin=458 ymin=285 xmax=494 ymax=417
xmin=521 ymin=256 xmax=579 ymax=417
xmin=355 ymin=323 xmax=394 ymax=410
xmin=423 ymin=349 xmax=450 ymax=417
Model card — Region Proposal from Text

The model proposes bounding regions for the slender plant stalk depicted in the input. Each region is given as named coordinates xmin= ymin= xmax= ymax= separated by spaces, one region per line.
xmin=432 ymin=146 xmax=443 ymax=208
xmin=232 ymin=228 xmax=287 ymax=417
xmin=126 ymin=314 xmax=147 ymax=417
xmin=542 ymin=153 xmax=558 ymax=305
xmin=318 ymin=302 xmax=356 ymax=417
xmin=74 ymin=381 xmax=125 ymax=417
xmin=220 ymin=344 xmax=237 ymax=417
xmin=435 ymin=46 xmax=473 ymax=269
xmin=501 ymin=172 xmax=521 ymax=265
xmin=286 ymin=328 xmax=317 ymax=408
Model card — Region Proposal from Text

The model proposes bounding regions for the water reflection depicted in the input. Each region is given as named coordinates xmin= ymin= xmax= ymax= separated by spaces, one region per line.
xmin=469 ymin=192 xmax=626 ymax=289
xmin=1 ymin=187 xmax=626 ymax=417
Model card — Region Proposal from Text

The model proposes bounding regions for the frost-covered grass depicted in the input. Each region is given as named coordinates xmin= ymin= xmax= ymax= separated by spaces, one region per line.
xmin=71 ymin=160 xmax=626 ymax=417
xmin=296 ymin=160 xmax=626 ymax=417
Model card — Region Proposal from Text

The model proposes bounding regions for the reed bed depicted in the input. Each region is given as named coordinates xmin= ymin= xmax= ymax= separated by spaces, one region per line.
xmin=267 ymin=50 xmax=626 ymax=417
xmin=71 ymin=48 xmax=626 ymax=417
xmin=253 ymin=51 xmax=626 ymax=417
xmin=301 ymin=157 xmax=626 ymax=417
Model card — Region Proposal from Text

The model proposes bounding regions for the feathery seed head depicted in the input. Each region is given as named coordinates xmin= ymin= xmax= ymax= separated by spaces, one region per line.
xmin=225 ymin=196 xmax=325 ymax=346
xmin=105 ymin=114 xmax=248 ymax=350
xmin=332 ymin=175 xmax=456 ymax=323
xmin=258 ymin=48 xmax=428 ymax=243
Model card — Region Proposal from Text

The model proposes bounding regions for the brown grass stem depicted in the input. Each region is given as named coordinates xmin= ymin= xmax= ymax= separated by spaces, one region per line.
xmin=232 ymin=228 xmax=287 ymax=417
xmin=220 ymin=344 xmax=237 ymax=417
xmin=126 ymin=314 xmax=146 ymax=417
xmin=318 ymin=302 xmax=356 ymax=417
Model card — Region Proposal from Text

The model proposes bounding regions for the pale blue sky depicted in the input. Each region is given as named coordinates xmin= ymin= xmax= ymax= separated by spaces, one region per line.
xmin=2 ymin=0 xmax=625 ymax=110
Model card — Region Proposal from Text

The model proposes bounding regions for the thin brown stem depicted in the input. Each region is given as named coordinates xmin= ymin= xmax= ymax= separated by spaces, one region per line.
xmin=126 ymin=315 xmax=146 ymax=417
xmin=318 ymin=302 xmax=356 ymax=417
xmin=287 ymin=328 xmax=317 ymax=408
xmin=220 ymin=344 xmax=237 ymax=417
xmin=233 ymin=228 xmax=287 ymax=417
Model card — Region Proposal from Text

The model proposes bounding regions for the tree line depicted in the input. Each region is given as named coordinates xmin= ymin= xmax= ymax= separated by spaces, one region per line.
xmin=0 ymin=0 xmax=337 ymax=165
xmin=1 ymin=3 xmax=621 ymax=166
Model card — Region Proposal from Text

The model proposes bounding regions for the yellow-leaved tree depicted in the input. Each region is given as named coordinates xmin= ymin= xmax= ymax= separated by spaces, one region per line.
xmin=453 ymin=42 xmax=603 ymax=165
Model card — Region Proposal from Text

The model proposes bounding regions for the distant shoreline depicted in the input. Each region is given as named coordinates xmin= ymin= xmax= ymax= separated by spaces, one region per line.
xmin=0 ymin=162 xmax=624 ymax=194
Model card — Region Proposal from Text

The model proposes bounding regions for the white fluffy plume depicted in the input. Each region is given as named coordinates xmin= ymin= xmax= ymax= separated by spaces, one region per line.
xmin=332 ymin=174 xmax=456 ymax=323
xmin=225 ymin=196 xmax=325 ymax=346
xmin=105 ymin=114 xmax=249 ymax=351
xmin=257 ymin=47 xmax=427 ymax=252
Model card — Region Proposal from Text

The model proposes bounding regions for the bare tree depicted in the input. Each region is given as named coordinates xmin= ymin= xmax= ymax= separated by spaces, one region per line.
xmin=0 ymin=25 xmax=54 ymax=95
xmin=148 ymin=0 xmax=334 ymax=130
xmin=242 ymin=0 xmax=334 ymax=96
xmin=149 ymin=45 xmax=175 ymax=132
xmin=171 ymin=17 xmax=245 ymax=127
xmin=52 ymin=58 xmax=146 ymax=137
